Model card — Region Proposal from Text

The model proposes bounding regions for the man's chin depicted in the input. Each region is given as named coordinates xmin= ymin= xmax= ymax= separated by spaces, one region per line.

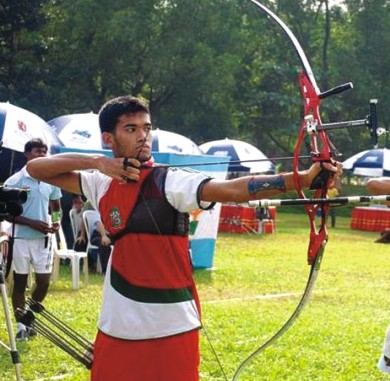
xmin=139 ymin=154 xmax=152 ymax=163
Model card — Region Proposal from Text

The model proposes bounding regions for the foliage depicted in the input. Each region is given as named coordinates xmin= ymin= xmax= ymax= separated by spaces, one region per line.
xmin=1 ymin=212 xmax=390 ymax=380
xmin=0 ymin=0 xmax=51 ymax=112
xmin=1 ymin=1 xmax=389 ymax=161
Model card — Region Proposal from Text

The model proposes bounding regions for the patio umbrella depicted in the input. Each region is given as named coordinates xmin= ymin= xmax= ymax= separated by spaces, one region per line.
xmin=151 ymin=129 xmax=203 ymax=155
xmin=0 ymin=102 xmax=62 ymax=182
xmin=0 ymin=102 xmax=62 ymax=153
xmin=342 ymin=148 xmax=390 ymax=177
xmin=48 ymin=112 xmax=104 ymax=150
xmin=199 ymin=138 xmax=275 ymax=173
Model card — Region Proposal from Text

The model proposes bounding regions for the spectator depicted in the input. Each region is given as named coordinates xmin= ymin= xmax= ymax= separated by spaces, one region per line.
xmin=4 ymin=138 xmax=62 ymax=341
xmin=327 ymin=178 xmax=341 ymax=228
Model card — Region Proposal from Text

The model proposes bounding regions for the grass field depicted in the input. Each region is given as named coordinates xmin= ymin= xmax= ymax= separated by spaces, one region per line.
xmin=1 ymin=210 xmax=390 ymax=380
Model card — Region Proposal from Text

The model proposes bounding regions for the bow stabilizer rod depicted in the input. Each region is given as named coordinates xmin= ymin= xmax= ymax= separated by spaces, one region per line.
xmin=248 ymin=194 xmax=390 ymax=208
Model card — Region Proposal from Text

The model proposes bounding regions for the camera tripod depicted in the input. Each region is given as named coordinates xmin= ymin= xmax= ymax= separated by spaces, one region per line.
xmin=0 ymin=226 xmax=22 ymax=381
xmin=0 ymin=267 xmax=22 ymax=380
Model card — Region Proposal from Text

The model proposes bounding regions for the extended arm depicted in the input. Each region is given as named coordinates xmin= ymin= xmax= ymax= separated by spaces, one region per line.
xmin=201 ymin=162 xmax=341 ymax=203
xmin=367 ymin=177 xmax=390 ymax=196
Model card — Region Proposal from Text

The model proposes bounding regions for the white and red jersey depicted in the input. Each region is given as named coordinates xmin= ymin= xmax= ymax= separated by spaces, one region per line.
xmin=80 ymin=164 xmax=214 ymax=340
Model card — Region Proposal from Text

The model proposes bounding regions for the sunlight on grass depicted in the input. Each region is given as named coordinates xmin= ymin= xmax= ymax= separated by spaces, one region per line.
xmin=1 ymin=212 xmax=390 ymax=380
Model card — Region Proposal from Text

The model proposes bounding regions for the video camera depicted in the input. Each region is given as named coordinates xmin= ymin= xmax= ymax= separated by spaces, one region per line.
xmin=0 ymin=186 xmax=27 ymax=218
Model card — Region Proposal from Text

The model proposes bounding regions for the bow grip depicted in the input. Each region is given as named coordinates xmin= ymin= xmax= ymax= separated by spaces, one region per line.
xmin=309 ymin=165 xmax=330 ymax=190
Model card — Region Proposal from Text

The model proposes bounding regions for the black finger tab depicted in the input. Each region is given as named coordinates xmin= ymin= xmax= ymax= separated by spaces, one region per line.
xmin=310 ymin=168 xmax=330 ymax=190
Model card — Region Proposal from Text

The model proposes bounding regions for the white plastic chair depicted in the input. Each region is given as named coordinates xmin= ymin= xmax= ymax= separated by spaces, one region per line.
xmin=82 ymin=210 xmax=102 ymax=274
xmin=51 ymin=227 xmax=89 ymax=290
xmin=69 ymin=208 xmax=79 ymax=242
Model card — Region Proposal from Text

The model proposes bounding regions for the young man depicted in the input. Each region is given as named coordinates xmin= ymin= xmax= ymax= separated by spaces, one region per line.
xmin=367 ymin=177 xmax=390 ymax=375
xmin=4 ymin=138 xmax=62 ymax=341
xmin=27 ymin=95 xmax=342 ymax=381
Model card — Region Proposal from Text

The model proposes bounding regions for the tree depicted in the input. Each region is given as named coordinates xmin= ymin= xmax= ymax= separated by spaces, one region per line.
xmin=0 ymin=0 xmax=50 ymax=114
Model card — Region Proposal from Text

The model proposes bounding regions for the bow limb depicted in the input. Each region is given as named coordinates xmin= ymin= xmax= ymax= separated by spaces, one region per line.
xmin=248 ymin=0 xmax=333 ymax=264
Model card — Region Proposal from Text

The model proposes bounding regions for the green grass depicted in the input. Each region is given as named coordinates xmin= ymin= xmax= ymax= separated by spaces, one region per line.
xmin=1 ymin=212 xmax=390 ymax=380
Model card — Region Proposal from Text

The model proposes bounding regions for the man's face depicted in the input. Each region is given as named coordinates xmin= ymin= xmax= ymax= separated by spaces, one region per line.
xmin=24 ymin=146 xmax=47 ymax=162
xmin=72 ymin=197 xmax=84 ymax=213
xmin=103 ymin=111 xmax=152 ymax=161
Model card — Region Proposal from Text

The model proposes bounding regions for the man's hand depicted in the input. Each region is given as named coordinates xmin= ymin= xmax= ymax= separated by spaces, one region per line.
xmin=96 ymin=156 xmax=141 ymax=183
xmin=49 ymin=222 xmax=61 ymax=233
xmin=301 ymin=161 xmax=343 ymax=189
xmin=101 ymin=235 xmax=111 ymax=246
xmin=75 ymin=236 xmax=86 ymax=245
xmin=30 ymin=220 xmax=54 ymax=234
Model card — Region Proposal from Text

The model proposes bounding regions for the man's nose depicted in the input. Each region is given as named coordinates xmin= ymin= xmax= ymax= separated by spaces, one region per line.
xmin=137 ymin=129 xmax=149 ymax=141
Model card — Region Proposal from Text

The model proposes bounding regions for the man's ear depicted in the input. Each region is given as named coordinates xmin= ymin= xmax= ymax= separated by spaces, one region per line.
xmin=102 ymin=132 xmax=113 ymax=148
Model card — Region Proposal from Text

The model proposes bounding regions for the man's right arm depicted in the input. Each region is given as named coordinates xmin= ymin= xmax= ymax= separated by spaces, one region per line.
xmin=27 ymin=153 xmax=141 ymax=194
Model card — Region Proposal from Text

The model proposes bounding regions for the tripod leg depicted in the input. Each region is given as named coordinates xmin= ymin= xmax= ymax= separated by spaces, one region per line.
xmin=0 ymin=269 xmax=22 ymax=381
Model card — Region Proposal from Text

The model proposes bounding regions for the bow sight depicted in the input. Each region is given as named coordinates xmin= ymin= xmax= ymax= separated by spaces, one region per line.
xmin=304 ymin=98 xmax=383 ymax=150
xmin=0 ymin=187 xmax=27 ymax=218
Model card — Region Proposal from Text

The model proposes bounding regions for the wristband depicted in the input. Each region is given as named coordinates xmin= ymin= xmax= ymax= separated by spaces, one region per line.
xmin=52 ymin=211 xmax=62 ymax=224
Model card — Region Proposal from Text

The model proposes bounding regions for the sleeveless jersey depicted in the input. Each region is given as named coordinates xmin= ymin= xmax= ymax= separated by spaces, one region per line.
xmin=80 ymin=165 xmax=214 ymax=340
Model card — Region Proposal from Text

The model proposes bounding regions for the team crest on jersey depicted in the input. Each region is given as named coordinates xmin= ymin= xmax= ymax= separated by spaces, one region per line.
xmin=109 ymin=207 xmax=122 ymax=228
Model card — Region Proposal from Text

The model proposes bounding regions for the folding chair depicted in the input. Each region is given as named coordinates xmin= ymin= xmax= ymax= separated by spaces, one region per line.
xmin=51 ymin=227 xmax=89 ymax=290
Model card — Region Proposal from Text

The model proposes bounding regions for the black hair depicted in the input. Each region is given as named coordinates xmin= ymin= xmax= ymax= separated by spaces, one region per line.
xmin=98 ymin=95 xmax=150 ymax=134
xmin=24 ymin=138 xmax=48 ymax=153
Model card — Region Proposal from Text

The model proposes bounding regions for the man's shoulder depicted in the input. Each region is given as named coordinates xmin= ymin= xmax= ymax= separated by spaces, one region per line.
xmin=4 ymin=167 xmax=26 ymax=186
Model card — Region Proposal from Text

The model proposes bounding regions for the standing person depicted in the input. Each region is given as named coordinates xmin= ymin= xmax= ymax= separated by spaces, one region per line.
xmin=27 ymin=95 xmax=342 ymax=381
xmin=4 ymin=138 xmax=62 ymax=341
xmin=327 ymin=178 xmax=341 ymax=228
xmin=367 ymin=177 xmax=390 ymax=374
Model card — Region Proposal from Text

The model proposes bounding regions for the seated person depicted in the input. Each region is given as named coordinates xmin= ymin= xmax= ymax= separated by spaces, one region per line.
xmin=74 ymin=202 xmax=111 ymax=274
xmin=70 ymin=195 xmax=84 ymax=240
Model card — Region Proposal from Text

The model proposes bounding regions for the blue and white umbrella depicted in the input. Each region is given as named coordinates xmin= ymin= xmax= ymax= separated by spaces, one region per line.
xmin=152 ymin=128 xmax=203 ymax=155
xmin=48 ymin=112 xmax=104 ymax=150
xmin=342 ymin=148 xmax=390 ymax=177
xmin=199 ymin=138 xmax=275 ymax=173
xmin=0 ymin=102 xmax=61 ymax=152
